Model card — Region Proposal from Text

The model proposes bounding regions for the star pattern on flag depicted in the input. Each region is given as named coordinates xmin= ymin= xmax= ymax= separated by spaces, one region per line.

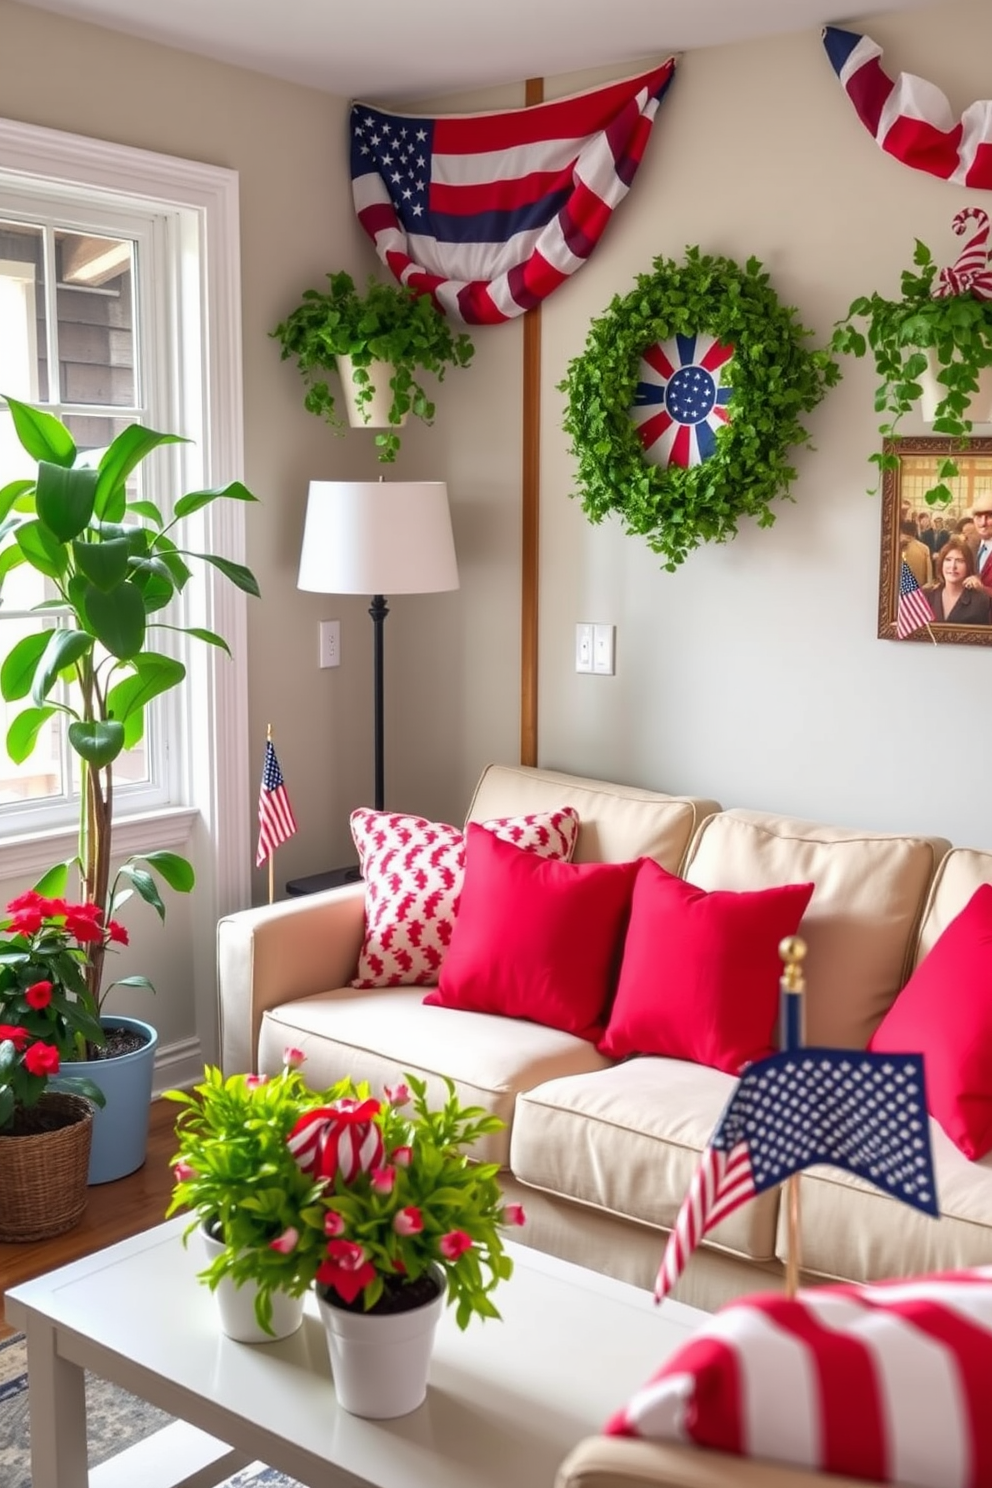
xmin=631 ymin=332 xmax=734 ymax=468
xmin=353 ymin=112 xmax=432 ymax=230
xmin=713 ymin=1051 xmax=936 ymax=1210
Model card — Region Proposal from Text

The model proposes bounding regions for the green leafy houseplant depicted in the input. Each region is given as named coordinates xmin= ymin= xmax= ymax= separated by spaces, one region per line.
xmin=271 ymin=271 xmax=474 ymax=462
xmin=0 ymin=396 xmax=260 ymax=1039
xmin=559 ymin=247 xmax=840 ymax=571
xmin=831 ymin=235 xmax=992 ymax=504
xmin=166 ymin=1057 xmax=525 ymax=1333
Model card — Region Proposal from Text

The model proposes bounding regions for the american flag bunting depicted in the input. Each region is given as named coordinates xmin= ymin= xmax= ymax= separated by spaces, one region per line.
xmin=350 ymin=60 xmax=676 ymax=325
xmin=256 ymin=739 xmax=298 ymax=868
xmin=823 ymin=27 xmax=992 ymax=190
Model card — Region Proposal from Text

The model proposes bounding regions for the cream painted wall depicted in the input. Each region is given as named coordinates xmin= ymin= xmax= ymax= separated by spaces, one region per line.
xmin=0 ymin=0 xmax=989 ymax=1074
xmin=533 ymin=0 xmax=992 ymax=848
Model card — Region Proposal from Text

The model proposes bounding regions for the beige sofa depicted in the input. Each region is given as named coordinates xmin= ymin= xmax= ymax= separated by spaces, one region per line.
xmin=217 ymin=763 xmax=992 ymax=1488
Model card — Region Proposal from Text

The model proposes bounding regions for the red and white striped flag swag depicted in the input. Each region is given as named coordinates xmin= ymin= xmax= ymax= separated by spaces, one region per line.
xmin=350 ymin=60 xmax=676 ymax=325
xmin=256 ymin=737 xmax=298 ymax=868
xmin=823 ymin=27 xmax=992 ymax=190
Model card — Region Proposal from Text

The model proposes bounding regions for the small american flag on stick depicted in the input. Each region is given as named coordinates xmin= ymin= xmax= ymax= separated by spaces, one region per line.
xmin=896 ymin=560 xmax=935 ymax=639
xmin=256 ymin=737 xmax=298 ymax=868
xmin=654 ymin=1048 xmax=938 ymax=1304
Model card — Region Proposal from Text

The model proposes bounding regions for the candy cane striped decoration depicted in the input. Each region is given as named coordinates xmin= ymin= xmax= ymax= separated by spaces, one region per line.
xmin=934 ymin=207 xmax=992 ymax=300
xmin=287 ymin=1100 xmax=384 ymax=1182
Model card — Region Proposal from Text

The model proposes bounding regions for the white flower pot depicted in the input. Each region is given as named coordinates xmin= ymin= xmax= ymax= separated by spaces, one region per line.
xmin=316 ymin=1271 xmax=444 ymax=1418
xmin=920 ymin=352 xmax=992 ymax=425
xmin=336 ymin=354 xmax=408 ymax=429
xmin=198 ymin=1225 xmax=305 ymax=1344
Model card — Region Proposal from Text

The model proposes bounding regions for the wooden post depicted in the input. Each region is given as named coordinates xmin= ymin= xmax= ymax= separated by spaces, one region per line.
xmin=519 ymin=75 xmax=544 ymax=768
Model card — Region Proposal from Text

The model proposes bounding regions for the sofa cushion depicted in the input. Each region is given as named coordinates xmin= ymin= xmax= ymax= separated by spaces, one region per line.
xmin=605 ymin=1271 xmax=992 ymax=1487
xmin=683 ymin=810 xmax=948 ymax=1049
xmin=510 ymin=1059 xmax=780 ymax=1263
xmin=257 ymin=986 xmax=611 ymax=1168
xmin=425 ymin=825 xmax=640 ymax=1041
xmin=466 ymin=763 xmax=721 ymax=871
xmin=913 ymin=845 xmax=992 ymax=964
xmin=349 ymin=806 xmax=579 ymax=989
xmin=870 ymin=884 xmax=992 ymax=1161
xmin=599 ymin=859 xmax=814 ymax=1074
xmin=777 ymin=1118 xmax=992 ymax=1283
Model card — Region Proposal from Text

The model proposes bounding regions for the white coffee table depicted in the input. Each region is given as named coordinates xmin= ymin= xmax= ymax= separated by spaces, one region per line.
xmin=7 ymin=1216 xmax=704 ymax=1488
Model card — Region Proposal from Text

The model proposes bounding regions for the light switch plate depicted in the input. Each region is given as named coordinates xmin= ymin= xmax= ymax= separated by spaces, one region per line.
xmin=593 ymin=624 xmax=615 ymax=675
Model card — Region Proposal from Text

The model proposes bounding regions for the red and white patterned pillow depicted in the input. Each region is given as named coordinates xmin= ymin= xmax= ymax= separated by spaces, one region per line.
xmin=349 ymin=807 xmax=580 ymax=988
xmin=607 ymin=1269 xmax=992 ymax=1485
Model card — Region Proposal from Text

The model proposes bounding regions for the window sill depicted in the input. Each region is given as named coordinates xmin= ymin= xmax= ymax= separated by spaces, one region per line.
xmin=0 ymin=807 xmax=199 ymax=883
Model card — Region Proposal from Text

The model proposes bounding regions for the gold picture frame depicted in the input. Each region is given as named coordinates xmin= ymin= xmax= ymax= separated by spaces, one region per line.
xmin=879 ymin=436 xmax=992 ymax=646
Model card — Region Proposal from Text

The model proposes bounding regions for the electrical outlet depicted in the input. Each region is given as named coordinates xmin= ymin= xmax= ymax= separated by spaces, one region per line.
xmin=593 ymin=623 xmax=616 ymax=675
xmin=319 ymin=619 xmax=340 ymax=669
xmin=575 ymin=623 xmax=593 ymax=673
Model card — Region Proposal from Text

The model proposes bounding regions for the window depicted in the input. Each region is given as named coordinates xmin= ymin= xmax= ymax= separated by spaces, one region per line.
xmin=0 ymin=119 xmax=250 ymax=917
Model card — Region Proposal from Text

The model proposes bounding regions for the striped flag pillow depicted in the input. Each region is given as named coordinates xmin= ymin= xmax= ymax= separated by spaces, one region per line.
xmin=606 ymin=1270 xmax=992 ymax=1487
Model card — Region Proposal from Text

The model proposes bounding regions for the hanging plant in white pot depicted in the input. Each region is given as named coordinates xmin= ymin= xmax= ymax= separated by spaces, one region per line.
xmin=831 ymin=207 xmax=992 ymax=505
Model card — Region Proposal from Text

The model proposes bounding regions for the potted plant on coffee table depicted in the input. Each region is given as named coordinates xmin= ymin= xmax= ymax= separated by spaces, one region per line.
xmin=271 ymin=271 xmax=474 ymax=462
xmin=167 ymin=1060 xmax=526 ymax=1417
xmin=0 ymin=394 xmax=260 ymax=1187
xmin=831 ymin=210 xmax=992 ymax=506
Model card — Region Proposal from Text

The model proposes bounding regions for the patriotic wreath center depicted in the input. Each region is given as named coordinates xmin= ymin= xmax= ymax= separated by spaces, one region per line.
xmin=559 ymin=248 xmax=840 ymax=571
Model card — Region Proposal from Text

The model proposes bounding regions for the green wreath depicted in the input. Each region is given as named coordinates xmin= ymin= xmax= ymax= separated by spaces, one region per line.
xmin=559 ymin=247 xmax=840 ymax=570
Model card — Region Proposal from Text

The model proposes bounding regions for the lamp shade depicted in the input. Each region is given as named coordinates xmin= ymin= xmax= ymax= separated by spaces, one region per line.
xmin=298 ymin=481 xmax=459 ymax=596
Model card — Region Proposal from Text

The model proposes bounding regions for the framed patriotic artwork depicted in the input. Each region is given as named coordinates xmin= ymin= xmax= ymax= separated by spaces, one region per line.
xmin=879 ymin=436 xmax=992 ymax=646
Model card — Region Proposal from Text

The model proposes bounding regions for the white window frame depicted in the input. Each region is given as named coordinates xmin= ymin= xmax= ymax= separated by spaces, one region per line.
xmin=0 ymin=117 xmax=251 ymax=928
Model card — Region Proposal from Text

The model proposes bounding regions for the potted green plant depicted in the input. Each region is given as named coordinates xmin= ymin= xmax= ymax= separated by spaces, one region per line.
xmin=167 ymin=1059 xmax=526 ymax=1416
xmin=0 ymin=394 xmax=260 ymax=1184
xmin=0 ymin=888 xmax=113 ymax=1239
xmin=271 ymin=271 xmax=474 ymax=462
xmin=831 ymin=227 xmax=992 ymax=505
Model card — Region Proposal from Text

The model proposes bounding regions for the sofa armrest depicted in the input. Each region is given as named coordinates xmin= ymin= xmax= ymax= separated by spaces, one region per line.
xmin=555 ymin=1437 xmax=876 ymax=1488
xmin=217 ymin=883 xmax=366 ymax=1074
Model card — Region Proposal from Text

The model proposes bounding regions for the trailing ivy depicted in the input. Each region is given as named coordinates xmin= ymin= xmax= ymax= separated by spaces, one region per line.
xmin=559 ymin=248 xmax=840 ymax=570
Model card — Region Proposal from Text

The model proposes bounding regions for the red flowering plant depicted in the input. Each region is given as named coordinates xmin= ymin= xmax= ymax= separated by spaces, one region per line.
xmin=0 ymin=888 xmax=128 ymax=1131
xmin=166 ymin=1055 xmax=525 ymax=1334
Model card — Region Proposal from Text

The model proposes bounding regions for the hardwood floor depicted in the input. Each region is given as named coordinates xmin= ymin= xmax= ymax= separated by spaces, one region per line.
xmin=0 ymin=1096 xmax=179 ymax=1339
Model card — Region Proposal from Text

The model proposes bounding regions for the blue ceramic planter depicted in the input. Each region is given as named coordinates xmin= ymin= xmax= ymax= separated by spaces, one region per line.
xmin=68 ymin=1016 xmax=159 ymax=1186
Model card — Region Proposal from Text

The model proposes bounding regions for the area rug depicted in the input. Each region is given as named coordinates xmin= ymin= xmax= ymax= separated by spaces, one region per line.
xmin=0 ymin=1333 xmax=304 ymax=1488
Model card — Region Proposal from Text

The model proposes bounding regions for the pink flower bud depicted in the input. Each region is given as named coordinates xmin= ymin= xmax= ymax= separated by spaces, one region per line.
xmin=384 ymin=1081 xmax=410 ymax=1106
xmin=439 ymin=1229 xmax=473 ymax=1260
xmin=245 ymin=1073 xmax=268 ymax=1089
xmin=324 ymin=1210 xmax=346 ymax=1237
xmin=269 ymin=1227 xmax=299 ymax=1254
xmin=283 ymin=1046 xmax=305 ymax=1070
xmin=370 ymin=1165 xmax=396 ymax=1194
xmin=172 ymin=1161 xmax=198 ymax=1182
xmin=393 ymin=1206 xmax=423 ymax=1236
xmin=391 ymin=1145 xmax=413 ymax=1167
xmin=504 ymin=1202 xmax=527 ymax=1227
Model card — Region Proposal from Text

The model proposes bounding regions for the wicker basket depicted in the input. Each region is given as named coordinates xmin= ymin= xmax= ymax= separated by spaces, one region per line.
xmin=0 ymin=1091 xmax=94 ymax=1242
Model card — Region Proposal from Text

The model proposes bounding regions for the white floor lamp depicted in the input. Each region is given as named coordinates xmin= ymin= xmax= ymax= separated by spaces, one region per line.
xmin=298 ymin=480 xmax=459 ymax=812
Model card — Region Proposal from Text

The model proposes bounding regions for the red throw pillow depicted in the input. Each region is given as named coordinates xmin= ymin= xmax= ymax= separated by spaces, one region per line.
xmin=869 ymin=883 xmax=992 ymax=1160
xmin=425 ymin=824 xmax=640 ymax=1041
xmin=350 ymin=807 xmax=579 ymax=989
xmin=606 ymin=1271 xmax=992 ymax=1484
xmin=598 ymin=859 xmax=814 ymax=1075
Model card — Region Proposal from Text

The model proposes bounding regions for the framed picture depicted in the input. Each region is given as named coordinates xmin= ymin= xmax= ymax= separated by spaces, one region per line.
xmin=879 ymin=435 xmax=992 ymax=646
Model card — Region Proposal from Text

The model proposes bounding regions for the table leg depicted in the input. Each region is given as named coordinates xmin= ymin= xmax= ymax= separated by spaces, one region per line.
xmin=25 ymin=1315 xmax=89 ymax=1488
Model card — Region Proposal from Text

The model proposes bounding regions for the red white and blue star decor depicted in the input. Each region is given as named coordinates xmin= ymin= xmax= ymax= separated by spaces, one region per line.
xmin=631 ymin=332 xmax=734 ymax=468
